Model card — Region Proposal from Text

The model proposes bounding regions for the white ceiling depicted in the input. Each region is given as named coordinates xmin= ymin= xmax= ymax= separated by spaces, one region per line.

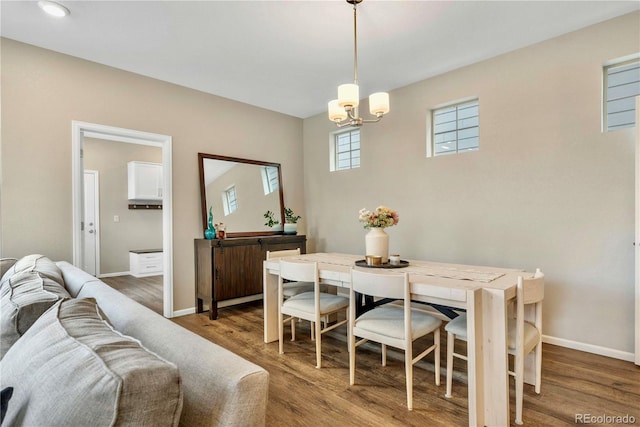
xmin=2 ymin=1 xmax=638 ymax=119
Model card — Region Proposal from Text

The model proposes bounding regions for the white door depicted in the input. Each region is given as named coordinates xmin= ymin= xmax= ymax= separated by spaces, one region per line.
xmin=83 ymin=170 xmax=100 ymax=276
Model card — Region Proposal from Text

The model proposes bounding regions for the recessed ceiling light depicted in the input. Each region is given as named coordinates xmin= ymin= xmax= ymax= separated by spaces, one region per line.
xmin=38 ymin=1 xmax=70 ymax=18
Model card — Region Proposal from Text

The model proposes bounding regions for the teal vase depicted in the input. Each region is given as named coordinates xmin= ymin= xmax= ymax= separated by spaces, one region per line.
xmin=205 ymin=207 xmax=216 ymax=240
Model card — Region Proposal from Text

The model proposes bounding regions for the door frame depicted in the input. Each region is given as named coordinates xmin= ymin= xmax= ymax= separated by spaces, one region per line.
xmin=72 ymin=121 xmax=174 ymax=318
xmin=83 ymin=169 xmax=100 ymax=277
xmin=635 ymin=96 xmax=639 ymax=365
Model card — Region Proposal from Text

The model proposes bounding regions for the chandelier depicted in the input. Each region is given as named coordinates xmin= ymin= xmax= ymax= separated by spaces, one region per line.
xmin=328 ymin=0 xmax=389 ymax=127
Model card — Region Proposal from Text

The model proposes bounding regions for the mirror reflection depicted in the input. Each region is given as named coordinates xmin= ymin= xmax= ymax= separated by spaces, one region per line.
xmin=198 ymin=153 xmax=284 ymax=237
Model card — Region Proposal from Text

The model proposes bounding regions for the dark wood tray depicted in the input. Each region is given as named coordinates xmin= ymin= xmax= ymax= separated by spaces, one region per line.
xmin=355 ymin=260 xmax=410 ymax=269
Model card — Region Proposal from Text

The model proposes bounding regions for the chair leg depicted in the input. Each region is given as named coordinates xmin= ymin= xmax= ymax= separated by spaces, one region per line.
xmin=434 ymin=328 xmax=441 ymax=386
xmin=445 ymin=331 xmax=454 ymax=398
xmin=278 ymin=310 xmax=284 ymax=355
xmin=535 ymin=343 xmax=542 ymax=394
xmin=290 ymin=318 xmax=296 ymax=341
xmin=311 ymin=322 xmax=315 ymax=340
xmin=349 ymin=330 xmax=356 ymax=385
xmin=406 ymin=349 xmax=413 ymax=411
xmin=315 ymin=319 xmax=322 ymax=369
xmin=515 ymin=353 xmax=524 ymax=425
xmin=382 ymin=344 xmax=387 ymax=367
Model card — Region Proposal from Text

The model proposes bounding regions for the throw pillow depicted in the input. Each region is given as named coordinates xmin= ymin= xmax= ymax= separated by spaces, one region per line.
xmin=0 ymin=298 xmax=183 ymax=426
xmin=0 ymin=254 xmax=64 ymax=288
xmin=0 ymin=271 xmax=71 ymax=358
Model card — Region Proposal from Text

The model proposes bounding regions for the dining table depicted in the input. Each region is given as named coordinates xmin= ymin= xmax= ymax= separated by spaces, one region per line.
xmin=263 ymin=252 xmax=534 ymax=427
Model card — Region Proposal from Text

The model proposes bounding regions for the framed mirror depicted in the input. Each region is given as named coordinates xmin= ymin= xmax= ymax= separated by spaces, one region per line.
xmin=198 ymin=153 xmax=285 ymax=237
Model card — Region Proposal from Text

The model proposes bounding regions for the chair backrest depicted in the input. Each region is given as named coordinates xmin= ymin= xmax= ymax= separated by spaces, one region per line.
xmin=279 ymin=260 xmax=318 ymax=284
xmin=351 ymin=269 xmax=408 ymax=301
xmin=266 ymin=248 xmax=301 ymax=260
xmin=517 ymin=271 xmax=544 ymax=317
xmin=515 ymin=270 xmax=545 ymax=351
xmin=350 ymin=269 xmax=414 ymax=345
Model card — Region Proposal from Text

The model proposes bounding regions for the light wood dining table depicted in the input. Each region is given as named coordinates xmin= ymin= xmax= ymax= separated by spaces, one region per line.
xmin=263 ymin=252 xmax=531 ymax=427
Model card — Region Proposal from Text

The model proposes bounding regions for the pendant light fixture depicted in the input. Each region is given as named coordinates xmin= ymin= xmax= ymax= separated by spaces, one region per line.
xmin=328 ymin=0 xmax=389 ymax=127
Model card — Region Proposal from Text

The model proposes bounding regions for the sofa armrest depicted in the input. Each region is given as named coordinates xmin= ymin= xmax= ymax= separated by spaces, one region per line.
xmin=57 ymin=262 xmax=268 ymax=427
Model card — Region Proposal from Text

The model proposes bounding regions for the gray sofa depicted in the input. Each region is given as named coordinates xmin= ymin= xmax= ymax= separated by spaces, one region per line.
xmin=1 ymin=257 xmax=268 ymax=426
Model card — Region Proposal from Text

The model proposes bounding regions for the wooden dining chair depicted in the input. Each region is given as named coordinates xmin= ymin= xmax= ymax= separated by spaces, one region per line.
xmin=278 ymin=260 xmax=349 ymax=369
xmin=349 ymin=268 xmax=441 ymax=410
xmin=266 ymin=249 xmax=314 ymax=297
xmin=445 ymin=269 xmax=544 ymax=425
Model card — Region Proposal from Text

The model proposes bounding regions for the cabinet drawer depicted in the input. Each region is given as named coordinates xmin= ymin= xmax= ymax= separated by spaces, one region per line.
xmin=139 ymin=262 xmax=162 ymax=272
xmin=130 ymin=251 xmax=163 ymax=277
xmin=136 ymin=253 xmax=163 ymax=264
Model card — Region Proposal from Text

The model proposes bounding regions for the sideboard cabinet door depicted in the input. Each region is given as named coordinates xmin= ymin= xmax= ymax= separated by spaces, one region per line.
xmin=212 ymin=244 xmax=262 ymax=302
xmin=195 ymin=235 xmax=306 ymax=320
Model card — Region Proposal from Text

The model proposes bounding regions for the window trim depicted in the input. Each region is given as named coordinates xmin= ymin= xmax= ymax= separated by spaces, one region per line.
xmin=603 ymin=54 xmax=640 ymax=132
xmin=427 ymin=97 xmax=479 ymax=157
xmin=261 ymin=166 xmax=279 ymax=195
xmin=221 ymin=185 xmax=238 ymax=216
xmin=330 ymin=127 xmax=360 ymax=171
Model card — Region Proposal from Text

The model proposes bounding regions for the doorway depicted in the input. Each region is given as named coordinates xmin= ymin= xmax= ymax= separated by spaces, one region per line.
xmin=72 ymin=121 xmax=174 ymax=318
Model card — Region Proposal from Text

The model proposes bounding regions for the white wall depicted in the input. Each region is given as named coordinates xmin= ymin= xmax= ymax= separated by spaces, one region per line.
xmin=302 ymin=12 xmax=639 ymax=356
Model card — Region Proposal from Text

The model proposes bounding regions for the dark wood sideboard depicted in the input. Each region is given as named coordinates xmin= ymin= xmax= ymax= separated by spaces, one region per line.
xmin=194 ymin=235 xmax=306 ymax=319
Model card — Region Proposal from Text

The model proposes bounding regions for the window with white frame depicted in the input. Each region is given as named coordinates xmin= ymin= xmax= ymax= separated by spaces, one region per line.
xmin=261 ymin=166 xmax=279 ymax=195
xmin=604 ymin=59 xmax=640 ymax=131
xmin=430 ymin=99 xmax=479 ymax=156
xmin=331 ymin=128 xmax=360 ymax=171
xmin=222 ymin=186 xmax=238 ymax=216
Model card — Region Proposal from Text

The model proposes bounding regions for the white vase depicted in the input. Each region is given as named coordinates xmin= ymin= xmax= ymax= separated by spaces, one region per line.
xmin=365 ymin=227 xmax=389 ymax=264
xmin=283 ymin=223 xmax=298 ymax=235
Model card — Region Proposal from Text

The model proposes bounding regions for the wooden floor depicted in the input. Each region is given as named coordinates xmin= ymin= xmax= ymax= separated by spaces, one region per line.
xmin=101 ymin=274 xmax=163 ymax=314
xmin=100 ymin=276 xmax=639 ymax=426
xmin=172 ymin=301 xmax=640 ymax=427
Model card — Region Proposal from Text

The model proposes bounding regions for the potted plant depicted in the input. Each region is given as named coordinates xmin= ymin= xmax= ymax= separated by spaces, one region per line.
xmin=284 ymin=207 xmax=301 ymax=235
xmin=263 ymin=210 xmax=282 ymax=231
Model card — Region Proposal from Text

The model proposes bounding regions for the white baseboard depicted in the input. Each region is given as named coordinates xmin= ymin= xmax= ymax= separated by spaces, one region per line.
xmin=172 ymin=307 xmax=196 ymax=318
xmin=171 ymin=295 xmax=263 ymax=318
xmin=218 ymin=294 xmax=262 ymax=308
xmin=98 ymin=271 xmax=130 ymax=278
xmin=543 ymin=334 xmax=635 ymax=362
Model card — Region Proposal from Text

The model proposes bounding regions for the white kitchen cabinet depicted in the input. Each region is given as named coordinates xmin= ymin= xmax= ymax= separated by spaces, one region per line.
xmin=129 ymin=250 xmax=163 ymax=278
xmin=128 ymin=161 xmax=162 ymax=201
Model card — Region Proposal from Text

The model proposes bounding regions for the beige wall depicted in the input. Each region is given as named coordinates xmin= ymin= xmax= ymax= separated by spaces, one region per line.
xmin=0 ymin=38 xmax=305 ymax=311
xmin=303 ymin=12 xmax=639 ymax=354
xmin=83 ymin=138 xmax=163 ymax=274
xmin=1 ymin=11 xmax=638 ymax=355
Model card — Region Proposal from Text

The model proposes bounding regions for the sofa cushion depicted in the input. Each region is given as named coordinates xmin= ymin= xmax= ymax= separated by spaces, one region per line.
xmin=0 ymin=298 xmax=183 ymax=426
xmin=0 ymin=270 xmax=71 ymax=358
xmin=0 ymin=254 xmax=64 ymax=288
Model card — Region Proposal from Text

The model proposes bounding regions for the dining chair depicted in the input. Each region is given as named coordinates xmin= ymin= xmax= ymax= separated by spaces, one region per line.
xmin=266 ymin=249 xmax=314 ymax=297
xmin=268 ymin=249 xmax=328 ymax=340
xmin=349 ymin=268 xmax=442 ymax=410
xmin=444 ymin=269 xmax=544 ymax=425
xmin=278 ymin=260 xmax=349 ymax=369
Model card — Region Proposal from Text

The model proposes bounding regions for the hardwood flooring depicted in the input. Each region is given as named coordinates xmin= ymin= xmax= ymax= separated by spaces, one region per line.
xmin=99 ymin=277 xmax=639 ymax=426
xmin=173 ymin=301 xmax=640 ymax=427
xmin=101 ymin=274 xmax=163 ymax=315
